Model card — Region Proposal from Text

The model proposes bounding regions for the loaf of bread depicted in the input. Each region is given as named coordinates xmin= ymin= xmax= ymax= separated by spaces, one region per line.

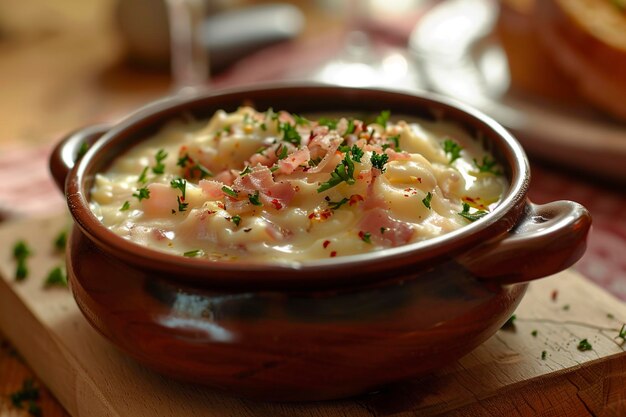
xmin=535 ymin=0 xmax=626 ymax=120
xmin=498 ymin=0 xmax=626 ymax=121
xmin=496 ymin=0 xmax=579 ymax=100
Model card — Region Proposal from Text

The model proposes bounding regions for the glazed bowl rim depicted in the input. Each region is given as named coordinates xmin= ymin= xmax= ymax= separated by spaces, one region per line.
xmin=65 ymin=83 xmax=530 ymax=290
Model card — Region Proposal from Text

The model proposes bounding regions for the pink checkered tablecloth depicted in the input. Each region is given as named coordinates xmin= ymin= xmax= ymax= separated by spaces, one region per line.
xmin=0 ymin=144 xmax=623 ymax=299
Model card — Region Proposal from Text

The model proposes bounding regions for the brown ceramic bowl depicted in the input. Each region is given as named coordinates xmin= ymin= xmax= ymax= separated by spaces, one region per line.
xmin=50 ymin=85 xmax=590 ymax=401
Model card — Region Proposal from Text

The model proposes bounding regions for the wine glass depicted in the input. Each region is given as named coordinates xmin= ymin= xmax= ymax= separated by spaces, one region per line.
xmin=306 ymin=0 xmax=428 ymax=92
xmin=164 ymin=0 xmax=209 ymax=95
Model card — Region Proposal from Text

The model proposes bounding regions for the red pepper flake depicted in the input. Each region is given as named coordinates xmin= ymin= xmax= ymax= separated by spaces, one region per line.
xmin=271 ymin=199 xmax=283 ymax=210
xmin=330 ymin=251 xmax=337 ymax=257
xmin=308 ymin=209 xmax=333 ymax=221
xmin=349 ymin=194 xmax=364 ymax=206
xmin=323 ymin=240 xmax=331 ymax=249
xmin=551 ymin=290 xmax=558 ymax=301
xmin=217 ymin=202 xmax=225 ymax=209
xmin=358 ymin=231 xmax=372 ymax=243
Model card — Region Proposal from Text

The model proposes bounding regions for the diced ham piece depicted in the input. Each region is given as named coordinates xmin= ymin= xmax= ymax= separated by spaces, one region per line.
xmin=386 ymin=148 xmax=411 ymax=161
xmin=199 ymin=180 xmax=226 ymax=199
xmin=307 ymin=132 xmax=343 ymax=174
xmin=214 ymin=169 xmax=236 ymax=185
xmin=142 ymin=183 xmax=178 ymax=217
xmin=358 ymin=208 xmax=415 ymax=247
xmin=233 ymin=165 xmax=295 ymax=209
xmin=278 ymin=147 xmax=310 ymax=174
xmin=362 ymin=169 xmax=387 ymax=210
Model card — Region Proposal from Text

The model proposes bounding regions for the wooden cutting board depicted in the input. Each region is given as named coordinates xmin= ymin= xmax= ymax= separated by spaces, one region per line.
xmin=1 ymin=213 xmax=626 ymax=416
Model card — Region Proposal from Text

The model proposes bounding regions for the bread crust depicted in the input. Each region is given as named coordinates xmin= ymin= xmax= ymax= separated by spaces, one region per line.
xmin=536 ymin=0 xmax=626 ymax=120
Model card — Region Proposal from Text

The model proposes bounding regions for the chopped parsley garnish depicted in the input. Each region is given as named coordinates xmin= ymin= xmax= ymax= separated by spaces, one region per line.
xmin=191 ymin=163 xmax=213 ymax=179
xmin=308 ymin=157 xmax=322 ymax=167
xmin=422 ymin=192 xmax=432 ymax=209
xmin=13 ymin=241 xmax=31 ymax=260
xmin=10 ymin=379 xmax=39 ymax=411
xmin=239 ymin=165 xmax=252 ymax=176
xmin=133 ymin=187 xmax=150 ymax=201
xmin=120 ymin=201 xmax=131 ymax=211
xmin=328 ymin=197 xmax=349 ymax=210
xmin=222 ymin=186 xmax=238 ymax=198
xmin=151 ymin=149 xmax=168 ymax=174
xmin=318 ymin=117 xmax=338 ymax=129
xmin=28 ymin=401 xmax=42 ymax=417
xmin=293 ymin=114 xmax=309 ymax=126
xmin=15 ymin=262 xmax=28 ymax=281
xmin=276 ymin=145 xmax=288 ymax=160
xmin=541 ymin=350 xmax=547 ymax=360
xmin=443 ymin=138 xmax=462 ymax=163
xmin=183 ymin=249 xmax=203 ymax=257
xmin=618 ymin=324 xmax=626 ymax=340
xmin=137 ymin=166 xmax=149 ymax=184
xmin=317 ymin=152 xmax=356 ymax=192
xmin=502 ymin=314 xmax=516 ymax=329
xmin=531 ymin=330 xmax=538 ymax=337
xmin=350 ymin=145 xmax=364 ymax=162
xmin=473 ymin=155 xmax=502 ymax=175
xmin=13 ymin=241 xmax=32 ymax=281
xmin=359 ymin=231 xmax=372 ymax=244
xmin=75 ymin=141 xmax=90 ymax=162
xmin=177 ymin=153 xmax=191 ymax=167
xmin=54 ymin=230 xmax=67 ymax=252
xmin=44 ymin=266 xmax=67 ymax=287
xmin=345 ymin=119 xmax=356 ymax=135
xmin=563 ymin=304 xmax=570 ymax=311
xmin=249 ymin=190 xmax=262 ymax=206
xmin=577 ymin=339 xmax=592 ymax=351
xmin=388 ymin=134 xmax=401 ymax=151
xmin=370 ymin=152 xmax=389 ymax=172
xmin=279 ymin=122 xmax=301 ymax=145
xmin=170 ymin=178 xmax=187 ymax=199
xmin=458 ymin=202 xmax=488 ymax=222
xmin=231 ymin=215 xmax=242 ymax=226
xmin=260 ymin=123 xmax=267 ymax=131
xmin=270 ymin=165 xmax=280 ymax=172
xmin=177 ymin=196 xmax=188 ymax=212
xmin=375 ymin=110 xmax=391 ymax=126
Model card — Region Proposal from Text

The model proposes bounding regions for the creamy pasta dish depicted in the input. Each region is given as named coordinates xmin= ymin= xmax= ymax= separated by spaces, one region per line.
xmin=90 ymin=107 xmax=507 ymax=262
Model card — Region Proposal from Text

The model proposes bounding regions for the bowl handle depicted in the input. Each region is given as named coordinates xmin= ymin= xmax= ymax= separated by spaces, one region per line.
xmin=457 ymin=200 xmax=591 ymax=284
xmin=49 ymin=124 xmax=110 ymax=191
